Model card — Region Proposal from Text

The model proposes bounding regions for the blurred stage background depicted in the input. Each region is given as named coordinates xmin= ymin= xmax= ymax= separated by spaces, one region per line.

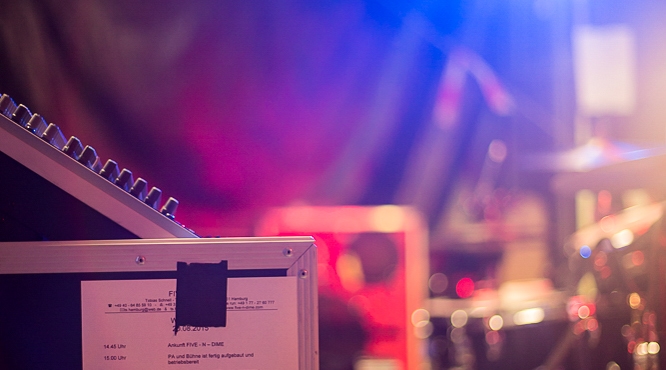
xmin=2 ymin=0 xmax=666 ymax=369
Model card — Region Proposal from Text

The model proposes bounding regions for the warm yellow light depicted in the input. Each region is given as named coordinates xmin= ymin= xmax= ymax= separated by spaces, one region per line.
xmin=628 ymin=292 xmax=641 ymax=309
xmin=648 ymin=342 xmax=660 ymax=355
xmin=513 ymin=308 xmax=545 ymax=326
xmin=355 ymin=358 xmax=402 ymax=370
xmin=369 ymin=205 xmax=404 ymax=232
xmin=611 ymin=229 xmax=634 ymax=249
xmin=488 ymin=315 xmax=503 ymax=331
xmin=451 ymin=310 xmax=468 ymax=328
xmin=336 ymin=252 xmax=364 ymax=292
xmin=411 ymin=308 xmax=430 ymax=327
xmin=577 ymin=305 xmax=590 ymax=319
xmin=636 ymin=342 xmax=648 ymax=356
xmin=577 ymin=272 xmax=598 ymax=302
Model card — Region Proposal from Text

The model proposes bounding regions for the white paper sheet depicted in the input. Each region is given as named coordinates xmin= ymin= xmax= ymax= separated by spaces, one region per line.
xmin=81 ymin=277 xmax=298 ymax=369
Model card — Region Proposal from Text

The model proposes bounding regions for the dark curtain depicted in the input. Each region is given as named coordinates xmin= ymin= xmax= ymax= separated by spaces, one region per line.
xmin=0 ymin=0 xmax=460 ymax=235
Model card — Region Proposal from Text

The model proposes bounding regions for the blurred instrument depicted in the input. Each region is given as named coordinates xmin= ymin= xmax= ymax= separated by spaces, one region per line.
xmin=522 ymin=137 xmax=666 ymax=194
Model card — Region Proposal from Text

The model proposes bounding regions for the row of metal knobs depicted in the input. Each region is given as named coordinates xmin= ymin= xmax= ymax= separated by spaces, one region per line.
xmin=0 ymin=93 xmax=180 ymax=219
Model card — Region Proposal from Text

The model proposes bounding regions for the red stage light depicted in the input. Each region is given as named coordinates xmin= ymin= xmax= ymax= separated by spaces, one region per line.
xmin=455 ymin=277 xmax=475 ymax=298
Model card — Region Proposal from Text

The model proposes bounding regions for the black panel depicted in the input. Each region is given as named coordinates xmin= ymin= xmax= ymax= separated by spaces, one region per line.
xmin=0 ymin=151 xmax=138 ymax=241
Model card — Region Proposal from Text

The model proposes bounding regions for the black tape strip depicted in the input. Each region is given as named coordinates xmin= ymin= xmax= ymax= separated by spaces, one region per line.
xmin=174 ymin=260 xmax=228 ymax=335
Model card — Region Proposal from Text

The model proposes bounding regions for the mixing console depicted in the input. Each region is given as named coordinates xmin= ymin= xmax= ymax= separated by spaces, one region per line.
xmin=0 ymin=94 xmax=197 ymax=240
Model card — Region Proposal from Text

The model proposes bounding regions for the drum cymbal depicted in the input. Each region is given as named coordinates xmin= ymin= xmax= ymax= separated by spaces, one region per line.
xmin=522 ymin=138 xmax=666 ymax=194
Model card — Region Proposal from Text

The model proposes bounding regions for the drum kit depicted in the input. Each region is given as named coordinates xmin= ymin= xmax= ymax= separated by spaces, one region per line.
xmin=540 ymin=138 xmax=666 ymax=370
xmin=430 ymin=138 xmax=666 ymax=369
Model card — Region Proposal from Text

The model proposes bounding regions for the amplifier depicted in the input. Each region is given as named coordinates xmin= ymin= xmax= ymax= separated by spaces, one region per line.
xmin=257 ymin=205 xmax=429 ymax=370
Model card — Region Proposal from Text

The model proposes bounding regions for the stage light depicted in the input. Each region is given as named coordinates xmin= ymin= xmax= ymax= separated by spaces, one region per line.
xmin=451 ymin=310 xmax=468 ymax=328
xmin=636 ymin=342 xmax=648 ymax=356
xmin=428 ymin=273 xmax=448 ymax=294
xmin=648 ymin=342 xmax=660 ymax=354
xmin=513 ymin=308 xmax=545 ymax=326
xmin=411 ymin=308 xmax=430 ymax=327
xmin=611 ymin=229 xmax=634 ymax=249
xmin=628 ymin=292 xmax=641 ymax=309
xmin=455 ymin=277 xmax=474 ymax=299
xmin=488 ymin=315 xmax=503 ymax=331
xmin=577 ymin=305 xmax=590 ymax=319
xmin=370 ymin=205 xmax=404 ymax=233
